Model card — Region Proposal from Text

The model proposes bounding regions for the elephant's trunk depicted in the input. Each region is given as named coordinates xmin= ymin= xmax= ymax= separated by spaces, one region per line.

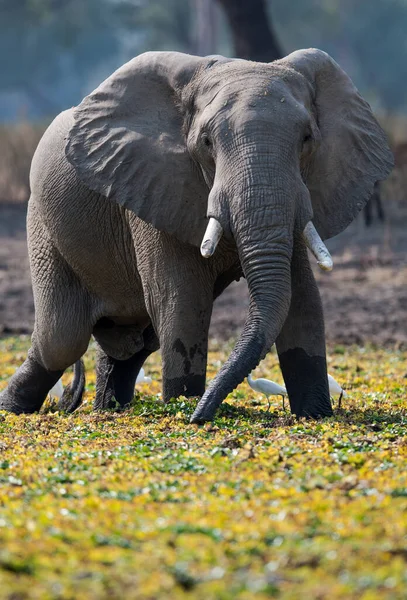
xmin=191 ymin=181 xmax=294 ymax=423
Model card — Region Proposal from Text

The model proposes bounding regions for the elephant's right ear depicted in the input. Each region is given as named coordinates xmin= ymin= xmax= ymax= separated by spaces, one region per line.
xmin=65 ymin=52 xmax=213 ymax=246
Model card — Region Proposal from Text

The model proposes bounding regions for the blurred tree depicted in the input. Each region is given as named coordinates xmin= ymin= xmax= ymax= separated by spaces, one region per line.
xmin=216 ymin=0 xmax=282 ymax=61
xmin=1 ymin=0 xmax=407 ymax=119
xmin=117 ymin=0 xmax=194 ymax=53
xmin=270 ymin=0 xmax=407 ymax=111
xmin=193 ymin=0 xmax=218 ymax=55
xmin=0 ymin=0 xmax=123 ymax=117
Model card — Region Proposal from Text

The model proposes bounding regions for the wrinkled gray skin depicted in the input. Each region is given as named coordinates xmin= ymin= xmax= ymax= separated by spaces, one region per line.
xmin=0 ymin=49 xmax=393 ymax=422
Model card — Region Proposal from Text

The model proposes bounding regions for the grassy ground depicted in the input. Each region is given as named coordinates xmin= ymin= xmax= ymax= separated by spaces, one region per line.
xmin=0 ymin=337 xmax=407 ymax=599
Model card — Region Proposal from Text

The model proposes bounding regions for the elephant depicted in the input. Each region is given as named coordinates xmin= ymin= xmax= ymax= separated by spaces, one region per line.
xmin=55 ymin=359 xmax=85 ymax=413
xmin=0 ymin=48 xmax=393 ymax=423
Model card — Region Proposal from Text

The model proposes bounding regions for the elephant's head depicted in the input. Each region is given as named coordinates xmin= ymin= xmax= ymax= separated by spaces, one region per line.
xmin=65 ymin=49 xmax=393 ymax=421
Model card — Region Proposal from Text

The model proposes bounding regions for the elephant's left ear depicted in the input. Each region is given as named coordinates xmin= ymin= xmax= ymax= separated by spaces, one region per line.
xmin=65 ymin=51 xmax=219 ymax=246
xmin=282 ymin=48 xmax=394 ymax=239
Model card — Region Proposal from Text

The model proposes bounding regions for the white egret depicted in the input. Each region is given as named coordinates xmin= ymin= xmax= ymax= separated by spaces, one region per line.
xmin=247 ymin=372 xmax=347 ymax=411
xmin=136 ymin=368 xmax=152 ymax=385
xmin=49 ymin=379 xmax=64 ymax=400
xmin=327 ymin=374 xmax=347 ymax=397
xmin=247 ymin=373 xmax=287 ymax=411
xmin=328 ymin=374 xmax=347 ymax=408
xmin=49 ymin=366 xmax=152 ymax=402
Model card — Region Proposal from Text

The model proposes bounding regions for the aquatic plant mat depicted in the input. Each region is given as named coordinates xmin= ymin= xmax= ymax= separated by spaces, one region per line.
xmin=1 ymin=336 xmax=407 ymax=599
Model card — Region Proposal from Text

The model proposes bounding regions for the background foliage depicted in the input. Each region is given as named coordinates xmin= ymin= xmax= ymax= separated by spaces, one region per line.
xmin=0 ymin=0 xmax=407 ymax=120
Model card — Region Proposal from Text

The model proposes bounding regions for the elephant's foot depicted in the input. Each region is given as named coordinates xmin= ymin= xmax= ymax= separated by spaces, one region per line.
xmin=279 ymin=348 xmax=333 ymax=418
xmin=94 ymin=352 xmax=121 ymax=410
xmin=163 ymin=373 xmax=206 ymax=403
xmin=94 ymin=347 xmax=153 ymax=410
xmin=0 ymin=351 xmax=63 ymax=414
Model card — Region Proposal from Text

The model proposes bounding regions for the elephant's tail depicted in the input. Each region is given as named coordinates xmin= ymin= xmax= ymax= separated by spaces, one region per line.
xmin=57 ymin=359 xmax=85 ymax=413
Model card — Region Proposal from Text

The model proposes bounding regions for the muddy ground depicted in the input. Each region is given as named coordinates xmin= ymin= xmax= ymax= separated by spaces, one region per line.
xmin=1 ymin=202 xmax=406 ymax=346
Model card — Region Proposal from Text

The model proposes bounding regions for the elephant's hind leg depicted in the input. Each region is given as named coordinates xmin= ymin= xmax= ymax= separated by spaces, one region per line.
xmin=0 ymin=319 xmax=92 ymax=415
xmin=0 ymin=348 xmax=64 ymax=414
xmin=0 ymin=309 xmax=92 ymax=415
xmin=0 ymin=220 xmax=93 ymax=414
xmin=94 ymin=324 xmax=159 ymax=410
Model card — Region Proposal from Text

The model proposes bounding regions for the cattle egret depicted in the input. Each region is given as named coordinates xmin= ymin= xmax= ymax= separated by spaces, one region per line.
xmin=248 ymin=372 xmax=347 ymax=411
xmin=327 ymin=374 xmax=347 ymax=408
xmin=49 ymin=379 xmax=64 ymax=399
xmin=136 ymin=368 xmax=152 ymax=385
xmin=247 ymin=373 xmax=287 ymax=411
xmin=327 ymin=374 xmax=347 ymax=397
xmin=50 ymin=365 xmax=151 ymax=402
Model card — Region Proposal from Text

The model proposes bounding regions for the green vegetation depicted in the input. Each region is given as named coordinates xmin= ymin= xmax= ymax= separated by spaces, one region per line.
xmin=1 ymin=336 xmax=407 ymax=598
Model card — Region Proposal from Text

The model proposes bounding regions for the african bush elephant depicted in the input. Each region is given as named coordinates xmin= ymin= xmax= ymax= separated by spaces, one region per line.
xmin=0 ymin=49 xmax=393 ymax=422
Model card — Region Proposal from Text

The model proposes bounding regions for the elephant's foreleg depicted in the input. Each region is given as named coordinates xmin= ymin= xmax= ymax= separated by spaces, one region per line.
xmin=161 ymin=334 xmax=210 ymax=401
xmin=158 ymin=298 xmax=212 ymax=401
xmin=144 ymin=272 xmax=213 ymax=402
xmin=94 ymin=324 xmax=159 ymax=409
xmin=276 ymin=235 xmax=333 ymax=418
xmin=135 ymin=224 xmax=216 ymax=402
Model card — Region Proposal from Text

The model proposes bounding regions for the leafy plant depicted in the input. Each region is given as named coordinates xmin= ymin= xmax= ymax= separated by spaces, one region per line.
xmin=0 ymin=337 xmax=407 ymax=598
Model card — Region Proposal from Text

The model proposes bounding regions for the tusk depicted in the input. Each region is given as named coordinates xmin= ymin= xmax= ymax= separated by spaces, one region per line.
xmin=200 ymin=217 xmax=223 ymax=258
xmin=302 ymin=221 xmax=333 ymax=271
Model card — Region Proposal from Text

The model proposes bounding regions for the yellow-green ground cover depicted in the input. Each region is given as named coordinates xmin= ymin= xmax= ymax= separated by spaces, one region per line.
xmin=0 ymin=337 xmax=407 ymax=599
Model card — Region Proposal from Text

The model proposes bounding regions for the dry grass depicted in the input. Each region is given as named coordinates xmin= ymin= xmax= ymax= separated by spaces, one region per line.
xmin=0 ymin=122 xmax=46 ymax=203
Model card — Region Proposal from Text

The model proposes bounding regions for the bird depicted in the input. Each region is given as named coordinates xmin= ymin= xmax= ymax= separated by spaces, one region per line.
xmin=247 ymin=373 xmax=287 ymax=412
xmin=136 ymin=368 xmax=152 ymax=385
xmin=48 ymin=366 xmax=152 ymax=401
xmin=328 ymin=374 xmax=347 ymax=408
xmin=247 ymin=372 xmax=347 ymax=411
xmin=49 ymin=378 xmax=64 ymax=399
xmin=327 ymin=374 xmax=347 ymax=397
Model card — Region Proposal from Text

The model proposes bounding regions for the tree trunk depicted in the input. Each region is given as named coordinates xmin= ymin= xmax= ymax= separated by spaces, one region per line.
xmin=215 ymin=0 xmax=283 ymax=62
xmin=193 ymin=0 xmax=218 ymax=55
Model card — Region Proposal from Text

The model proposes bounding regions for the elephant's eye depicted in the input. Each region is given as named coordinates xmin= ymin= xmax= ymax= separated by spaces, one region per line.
xmin=202 ymin=133 xmax=212 ymax=148
xmin=303 ymin=133 xmax=312 ymax=144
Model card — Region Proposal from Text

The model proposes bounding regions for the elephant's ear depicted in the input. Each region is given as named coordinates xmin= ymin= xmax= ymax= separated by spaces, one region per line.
xmin=65 ymin=51 xmax=216 ymax=246
xmin=282 ymin=48 xmax=394 ymax=240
